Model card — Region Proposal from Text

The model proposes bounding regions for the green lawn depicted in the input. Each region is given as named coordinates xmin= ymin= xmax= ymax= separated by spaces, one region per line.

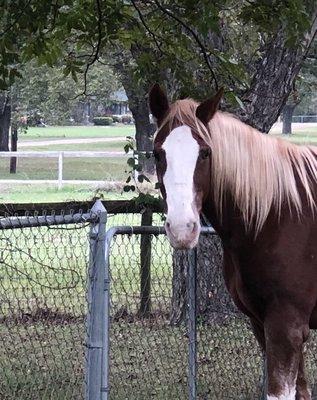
xmin=21 ymin=140 xmax=127 ymax=152
xmin=0 ymin=185 xmax=134 ymax=203
xmin=273 ymin=127 xmax=317 ymax=145
xmin=19 ymin=125 xmax=135 ymax=141
xmin=0 ymin=156 xmax=128 ymax=181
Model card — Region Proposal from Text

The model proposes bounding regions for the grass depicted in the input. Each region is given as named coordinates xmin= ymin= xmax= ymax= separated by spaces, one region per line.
xmin=1 ymin=317 xmax=315 ymax=400
xmin=0 ymin=185 xmax=134 ymax=203
xmin=19 ymin=125 xmax=135 ymax=141
xmin=0 ymin=156 xmax=128 ymax=181
xmin=1 ymin=125 xmax=134 ymax=198
xmin=0 ymin=319 xmax=264 ymax=400
xmin=272 ymin=127 xmax=317 ymax=144
xmin=21 ymin=140 xmax=127 ymax=152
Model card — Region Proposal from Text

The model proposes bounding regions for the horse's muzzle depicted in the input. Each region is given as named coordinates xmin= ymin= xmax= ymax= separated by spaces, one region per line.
xmin=165 ymin=220 xmax=200 ymax=249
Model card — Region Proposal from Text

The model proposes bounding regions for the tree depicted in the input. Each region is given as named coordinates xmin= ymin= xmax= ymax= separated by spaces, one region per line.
xmin=126 ymin=1 xmax=316 ymax=132
xmin=1 ymin=1 xmax=316 ymax=144
xmin=0 ymin=92 xmax=10 ymax=150
xmin=13 ymin=61 xmax=119 ymax=125
xmin=281 ymin=39 xmax=317 ymax=134
xmin=112 ymin=48 xmax=156 ymax=174
xmin=282 ymin=90 xmax=301 ymax=135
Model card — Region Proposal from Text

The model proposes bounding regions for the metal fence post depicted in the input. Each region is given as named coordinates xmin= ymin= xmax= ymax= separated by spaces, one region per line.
xmin=86 ymin=200 xmax=108 ymax=400
xmin=139 ymin=208 xmax=153 ymax=317
xmin=188 ymin=248 xmax=197 ymax=400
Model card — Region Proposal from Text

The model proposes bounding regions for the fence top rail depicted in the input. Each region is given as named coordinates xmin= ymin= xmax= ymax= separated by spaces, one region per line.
xmin=0 ymin=211 xmax=99 ymax=230
xmin=0 ymin=151 xmax=128 ymax=158
xmin=105 ymin=225 xmax=216 ymax=240
xmin=0 ymin=200 xmax=164 ymax=217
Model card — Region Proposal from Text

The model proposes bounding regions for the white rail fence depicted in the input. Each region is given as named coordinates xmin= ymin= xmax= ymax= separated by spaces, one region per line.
xmin=292 ymin=115 xmax=317 ymax=123
xmin=0 ymin=151 xmax=128 ymax=189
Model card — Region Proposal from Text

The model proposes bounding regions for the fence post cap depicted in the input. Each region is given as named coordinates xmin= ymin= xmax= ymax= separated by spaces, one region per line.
xmin=91 ymin=199 xmax=107 ymax=214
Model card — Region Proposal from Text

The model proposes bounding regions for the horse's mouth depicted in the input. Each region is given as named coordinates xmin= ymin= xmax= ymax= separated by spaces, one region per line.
xmin=166 ymin=234 xmax=199 ymax=250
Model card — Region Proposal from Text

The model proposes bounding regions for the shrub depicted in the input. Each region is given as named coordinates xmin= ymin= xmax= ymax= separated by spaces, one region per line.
xmin=111 ymin=115 xmax=122 ymax=123
xmin=93 ymin=116 xmax=114 ymax=126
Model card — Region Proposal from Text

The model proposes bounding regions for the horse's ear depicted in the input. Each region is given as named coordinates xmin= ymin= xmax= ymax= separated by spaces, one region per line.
xmin=196 ymin=87 xmax=224 ymax=125
xmin=149 ymin=84 xmax=169 ymax=125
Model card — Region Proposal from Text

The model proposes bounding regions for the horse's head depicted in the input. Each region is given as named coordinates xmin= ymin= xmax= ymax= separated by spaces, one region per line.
xmin=149 ymin=84 xmax=223 ymax=249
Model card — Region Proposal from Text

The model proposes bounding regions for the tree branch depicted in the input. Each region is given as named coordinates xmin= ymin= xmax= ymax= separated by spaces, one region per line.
xmin=0 ymin=0 xmax=32 ymax=37
xmin=74 ymin=0 xmax=103 ymax=99
xmin=131 ymin=0 xmax=164 ymax=56
xmin=150 ymin=0 xmax=218 ymax=89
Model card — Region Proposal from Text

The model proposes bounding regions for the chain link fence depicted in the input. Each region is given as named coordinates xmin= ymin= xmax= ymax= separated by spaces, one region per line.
xmin=0 ymin=211 xmax=98 ymax=400
xmin=107 ymin=227 xmax=265 ymax=400
xmin=0 ymin=203 xmax=317 ymax=399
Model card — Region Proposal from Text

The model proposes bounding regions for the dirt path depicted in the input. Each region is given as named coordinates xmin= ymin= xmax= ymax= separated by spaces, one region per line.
xmin=19 ymin=136 xmax=127 ymax=148
xmin=18 ymin=122 xmax=317 ymax=147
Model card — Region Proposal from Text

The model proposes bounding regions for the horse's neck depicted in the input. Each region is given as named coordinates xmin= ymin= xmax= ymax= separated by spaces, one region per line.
xmin=202 ymin=192 xmax=250 ymax=249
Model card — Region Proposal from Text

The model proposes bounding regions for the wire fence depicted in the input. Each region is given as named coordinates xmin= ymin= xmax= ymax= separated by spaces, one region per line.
xmin=107 ymin=227 xmax=266 ymax=400
xmin=0 ymin=211 xmax=97 ymax=400
xmin=0 ymin=204 xmax=317 ymax=399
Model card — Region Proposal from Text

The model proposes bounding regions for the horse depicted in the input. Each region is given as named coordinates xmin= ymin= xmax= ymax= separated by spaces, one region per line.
xmin=149 ymin=84 xmax=317 ymax=400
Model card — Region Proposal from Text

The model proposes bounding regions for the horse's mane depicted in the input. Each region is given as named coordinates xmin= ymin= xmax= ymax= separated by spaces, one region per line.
xmin=163 ymin=98 xmax=317 ymax=233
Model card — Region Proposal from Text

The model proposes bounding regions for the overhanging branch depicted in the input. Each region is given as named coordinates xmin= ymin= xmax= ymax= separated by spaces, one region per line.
xmin=150 ymin=0 xmax=218 ymax=89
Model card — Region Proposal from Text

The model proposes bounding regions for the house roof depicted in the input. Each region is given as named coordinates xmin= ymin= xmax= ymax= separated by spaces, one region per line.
xmin=110 ymin=90 xmax=128 ymax=102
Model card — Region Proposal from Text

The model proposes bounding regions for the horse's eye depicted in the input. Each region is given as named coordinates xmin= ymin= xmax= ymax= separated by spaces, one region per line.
xmin=199 ymin=148 xmax=210 ymax=160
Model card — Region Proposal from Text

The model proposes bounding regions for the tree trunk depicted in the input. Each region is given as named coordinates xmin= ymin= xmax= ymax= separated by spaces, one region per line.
xmin=113 ymin=53 xmax=155 ymax=175
xmin=10 ymin=126 xmax=17 ymax=173
xmin=236 ymin=20 xmax=317 ymax=133
xmin=125 ymin=90 xmax=155 ymax=174
xmin=124 ymin=88 xmax=155 ymax=175
xmin=0 ymin=93 xmax=11 ymax=151
xmin=282 ymin=104 xmax=296 ymax=134
xmin=170 ymin=234 xmax=238 ymax=325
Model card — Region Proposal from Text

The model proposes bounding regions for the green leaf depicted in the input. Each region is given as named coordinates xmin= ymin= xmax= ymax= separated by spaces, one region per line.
xmin=143 ymin=175 xmax=151 ymax=183
xmin=127 ymin=158 xmax=135 ymax=167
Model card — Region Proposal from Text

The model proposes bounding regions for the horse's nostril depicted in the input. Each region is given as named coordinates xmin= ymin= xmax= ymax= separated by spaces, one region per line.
xmin=166 ymin=221 xmax=171 ymax=228
xmin=186 ymin=222 xmax=197 ymax=231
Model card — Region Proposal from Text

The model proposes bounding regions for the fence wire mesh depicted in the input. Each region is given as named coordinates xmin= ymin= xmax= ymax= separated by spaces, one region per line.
xmin=0 ymin=211 xmax=96 ymax=400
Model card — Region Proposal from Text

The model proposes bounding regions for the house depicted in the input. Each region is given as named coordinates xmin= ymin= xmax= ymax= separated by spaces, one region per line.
xmin=106 ymin=90 xmax=130 ymax=115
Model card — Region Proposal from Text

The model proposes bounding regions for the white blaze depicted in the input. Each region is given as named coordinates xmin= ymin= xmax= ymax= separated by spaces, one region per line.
xmin=162 ymin=125 xmax=199 ymax=232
